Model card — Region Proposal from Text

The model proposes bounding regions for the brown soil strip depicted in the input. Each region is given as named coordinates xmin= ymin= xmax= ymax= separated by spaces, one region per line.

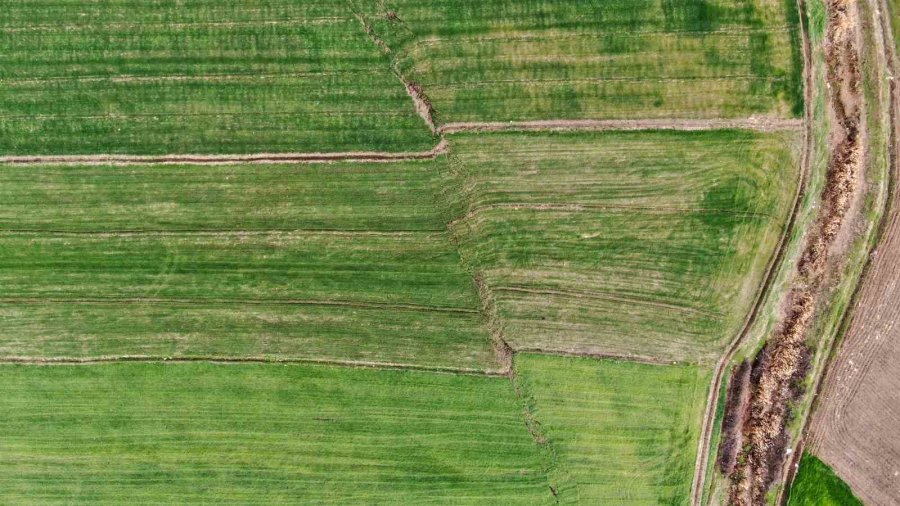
xmin=439 ymin=118 xmax=803 ymax=134
xmin=0 ymin=141 xmax=448 ymax=166
xmin=0 ymin=297 xmax=479 ymax=315
xmin=726 ymin=1 xmax=865 ymax=503
xmin=0 ymin=228 xmax=446 ymax=237
xmin=717 ymin=360 xmax=753 ymax=475
xmin=0 ymin=355 xmax=505 ymax=377
xmin=688 ymin=0 xmax=816 ymax=502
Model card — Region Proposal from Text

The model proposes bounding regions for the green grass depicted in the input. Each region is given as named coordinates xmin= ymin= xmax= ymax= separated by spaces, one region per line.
xmin=0 ymin=362 xmax=554 ymax=504
xmin=354 ymin=0 xmax=803 ymax=122
xmin=786 ymin=453 xmax=863 ymax=506
xmin=0 ymin=159 xmax=497 ymax=370
xmin=516 ymin=354 xmax=710 ymax=505
xmin=441 ymin=130 xmax=801 ymax=362
xmin=0 ymin=0 xmax=434 ymax=154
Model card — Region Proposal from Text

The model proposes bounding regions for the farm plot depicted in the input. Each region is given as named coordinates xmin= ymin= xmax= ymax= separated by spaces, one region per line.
xmin=786 ymin=453 xmax=863 ymax=506
xmin=0 ymin=362 xmax=554 ymax=504
xmin=0 ymin=160 xmax=496 ymax=370
xmin=0 ymin=0 xmax=434 ymax=155
xmin=515 ymin=354 xmax=710 ymax=504
xmin=442 ymin=130 xmax=801 ymax=362
xmin=352 ymin=0 xmax=803 ymax=123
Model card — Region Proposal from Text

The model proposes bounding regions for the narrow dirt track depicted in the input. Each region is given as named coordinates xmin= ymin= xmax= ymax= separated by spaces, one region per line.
xmin=687 ymin=2 xmax=816 ymax=504
xmin=0 ymin=140 xmax=449 ymax=166
xmin=439 ymin=118 xmax=803 ymax=134
xmin=805 ymin=0 xmax=900 ymax=503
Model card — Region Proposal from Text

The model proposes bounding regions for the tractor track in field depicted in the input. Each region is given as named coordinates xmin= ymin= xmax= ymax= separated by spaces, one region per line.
xmin=0 ymin=228 xmax=447 ymax=237
xmin=493 ymin=286 xmax=717 ymax=317
xmin=0 ymin=355 xmax=506 ymax=377
xmin=438 ymin=118 xmax=803 ymax=134
xmin=688 ymin=0 xmax=816 ymax=503
xmin=0 ymin=141 xmax=449 ymax=166
xmin=0 ymin=297 xmax=479 ymax=315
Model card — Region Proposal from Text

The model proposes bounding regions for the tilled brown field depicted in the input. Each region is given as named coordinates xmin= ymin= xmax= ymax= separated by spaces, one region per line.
xmin=808 ymin=1 xmax=900 ymax=504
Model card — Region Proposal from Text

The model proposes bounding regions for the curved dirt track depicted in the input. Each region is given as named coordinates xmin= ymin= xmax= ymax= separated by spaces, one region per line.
xmin=807 ymin=0 xmax=900 ymax=504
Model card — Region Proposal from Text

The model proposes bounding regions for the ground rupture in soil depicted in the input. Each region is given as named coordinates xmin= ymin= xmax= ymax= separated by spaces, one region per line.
xmin=725 ymin=0 xmax=863 ymax=504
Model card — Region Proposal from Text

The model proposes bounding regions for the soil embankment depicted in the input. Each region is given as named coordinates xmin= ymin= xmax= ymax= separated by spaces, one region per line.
xmin=725 ymin=1 xmax=864 ymax=504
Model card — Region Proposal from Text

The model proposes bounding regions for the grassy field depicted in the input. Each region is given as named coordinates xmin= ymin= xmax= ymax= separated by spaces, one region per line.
xmin=354 ymin=0 xmax=803 ymax=122
xmin=441 ymin=130 xmax=801 ymax=362
xmin=0 ymin=159 xmax=497 ymax=369
xmin=0 ymin=362 xmax=554 ymax=504
xmin=786 ymin=453 xmax=863 ymax=506
xmin=515 ymin=354 xmax=710 ymax=505
xmin=0 ymin=0 xmax=434 ymax=154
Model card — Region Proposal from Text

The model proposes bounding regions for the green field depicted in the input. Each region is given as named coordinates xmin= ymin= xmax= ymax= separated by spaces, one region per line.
xmin=0 ymin=362 xmax=554 ymax=504
xmin=0 ymin=0 xmax=434 ymax=154
xmin=441 ymin=130 xmax=801 ymax=361
xmin=0 ymin=160 xmax=497 ymax=370
xmin=516 ymin=354 xmax=710 ymax=504
xmin=354 ymin=0 xmax=803 ymax=122
xmin=786 ymin=453 xmax=863 ymax=506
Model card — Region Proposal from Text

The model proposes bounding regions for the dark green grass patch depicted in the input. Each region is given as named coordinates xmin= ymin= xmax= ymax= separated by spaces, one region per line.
xmin=0 ymin=1 xmax=434 ymax=154
xmin=787 ymin=453 xmax=863 ymax=506
xmin=355 ymin=0 xmax=803 ymax=122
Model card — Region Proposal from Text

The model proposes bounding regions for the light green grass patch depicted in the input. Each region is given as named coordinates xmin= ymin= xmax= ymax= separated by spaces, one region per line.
xmin=442 ymin=130 xmax=801 ymax=362
xmin=516 ymin=354 xmax=710 ymax=505
xmin=0 ymin=362 xmax=554 ymax=504
xmin=355 ymin=0 xmax=803 ymax=122
xmin=0 ymin=1 xmax=434 ymax=154
xmin=0 ymin=159 xmax=496 ymax=369
xmin=786 ymin=453 xmax=863 ymax=506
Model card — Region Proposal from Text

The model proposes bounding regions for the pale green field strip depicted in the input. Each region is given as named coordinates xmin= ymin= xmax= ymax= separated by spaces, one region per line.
xmin=442 ymin=130 xmax=801 ymax=362
xmin=355 ymin=0 xmax=803 ymax=122
xmin=516 ymin=354 xmax=710 ymax=505
xmin=0 ymin=162 xmax=446 ymax=232
xmin=0 ymin=159 xmax=497 ymax=370
xmin=0 ymin=0 xmax=434 ymax=154
xmin=0 ymin=362 xmax=554 ymax=504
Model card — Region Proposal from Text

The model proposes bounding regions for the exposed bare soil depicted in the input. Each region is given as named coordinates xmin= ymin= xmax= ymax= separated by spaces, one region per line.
xmin=725 ymin=1 xmax=865 ymax=504
xmin=439 ymin=118 xmax=802 ymax=134
xmin=807 ymin=0 xmax=900 ymax=504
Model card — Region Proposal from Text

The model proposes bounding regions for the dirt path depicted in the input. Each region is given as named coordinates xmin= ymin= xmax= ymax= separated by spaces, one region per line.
xmin=0 ymin=140 xmax=449 ymax=166
xmin=687 ymin=2 xmax=816 ymax=504
xmin=439 ymin=118 xmax=803 ymax=134
xmin=800 ymin=0 xmax=900 ymax=504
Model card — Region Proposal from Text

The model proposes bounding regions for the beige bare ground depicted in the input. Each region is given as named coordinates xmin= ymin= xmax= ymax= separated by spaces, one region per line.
xmin=807 ymin=0 xmax=900 ymax=504
xmin=439 ymin=117 xmax=803 ymax=134
xmin=0 ymin=140 xmax=449 ymax=166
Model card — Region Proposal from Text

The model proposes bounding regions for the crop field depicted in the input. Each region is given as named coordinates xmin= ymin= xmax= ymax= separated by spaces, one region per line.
xmin=515 ymin=354 xmax=710 ymax=504
xmin=354 ymin=0 xmax=803 ymax=123
xmin=0 ymin=0 xmax=435 ymax=154
xmin=0 ymin=160 xmax=498 ymax=370
xmin=0 ymin=362 xmax=554 ymax=504
xmin=442 ymin=130 xmax=801 ymax=361
xmin=786 ymin=453 xmax=863 ymax=506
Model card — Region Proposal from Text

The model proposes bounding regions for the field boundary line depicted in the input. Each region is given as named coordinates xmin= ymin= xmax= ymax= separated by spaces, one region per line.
xmin=0 ymin=140 xmax=448 ymax=166
xmin=0 ymin=355 xmax=506 ymax=377
xmin=0 ymin=228 xmax=448 ymax=237
xmin=0 ymin=297 xmax=479 ymax=314
xmin=688 ymin=1 xmax=815 ymax=503
xmin=439 ymin=118 xmax=803 ymax=134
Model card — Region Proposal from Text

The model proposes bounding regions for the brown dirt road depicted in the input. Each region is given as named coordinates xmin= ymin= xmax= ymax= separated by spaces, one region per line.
xmin=805 ymin=0 xmax=900 ymax=504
